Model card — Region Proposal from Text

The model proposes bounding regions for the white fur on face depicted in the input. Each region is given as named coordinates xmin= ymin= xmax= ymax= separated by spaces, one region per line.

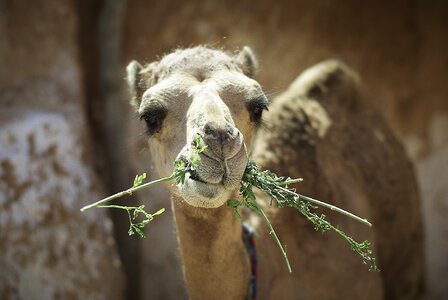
xmin=172 ymin=138 xmax=248 ymax=208
xmin=176 ymin=173 xmax=232 ymax=208
xmin=143 ymin=70 xmax=262 ymax=208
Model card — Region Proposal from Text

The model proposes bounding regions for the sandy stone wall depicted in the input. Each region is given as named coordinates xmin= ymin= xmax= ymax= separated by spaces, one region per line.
xmin=0 ymin=0 xmax=124 ymax=299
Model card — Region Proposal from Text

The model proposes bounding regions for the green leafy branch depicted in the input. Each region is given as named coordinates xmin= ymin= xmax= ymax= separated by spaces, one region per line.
xmin=81 ymin=134 xmax=378 ymax=272
xmin=80 ymin=134 xmax=207 ymax=237
xmin=96 ymin=203 xmax=165 ymax=238
xmin=228 ymin=188 xmax=292 ymax=273
xmin=228 ymin=161 xmax=379 ymax=272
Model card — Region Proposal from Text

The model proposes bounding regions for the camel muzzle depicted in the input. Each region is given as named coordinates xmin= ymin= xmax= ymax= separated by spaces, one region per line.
xmin=202 ymin=121 xmax=243 ymax=161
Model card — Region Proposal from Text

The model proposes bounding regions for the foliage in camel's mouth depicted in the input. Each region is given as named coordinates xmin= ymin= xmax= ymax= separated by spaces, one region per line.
xmin=81 ymin=134 xmax=379 ymax=273
xmin=188 ymin=169 xmax=207 ymax=183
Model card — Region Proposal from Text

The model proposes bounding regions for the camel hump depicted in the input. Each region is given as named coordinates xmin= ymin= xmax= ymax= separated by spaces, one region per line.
xmin=282 ymin=59 xmax=364 ymax=113
xmin=253 ymin=60 xmax=424 ymax=300
xmin=253 ymin=59 xmax=363 ymax=165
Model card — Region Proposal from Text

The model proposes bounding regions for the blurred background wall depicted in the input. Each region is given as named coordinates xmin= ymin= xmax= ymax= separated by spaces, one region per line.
xmin=1 ymin=0 xmax=447 ymax=299
xmin=0 ymin=0 xmax=124 ymax=299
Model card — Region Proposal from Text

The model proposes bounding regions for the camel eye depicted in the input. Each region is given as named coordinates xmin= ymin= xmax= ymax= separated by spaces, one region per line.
xmin=251 ymin=106 xmax=264 ymax=121
xmin=247 ymin=97 xmax=268 ymax=123
xmin=140 ymin=108 xmax=167 ymax=135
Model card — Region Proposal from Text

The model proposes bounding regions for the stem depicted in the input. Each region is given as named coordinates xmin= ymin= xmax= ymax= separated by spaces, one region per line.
xmin=256 ymin=203 xmax=292 ymax=273
xmin=97 ymin=204 xmax=131 ymax=210
xmin=278 ymin=178 xmax=303 ymax=185
xmin=126 ymin=207 xmax=133 ymax=224
xmin=277 ymin=186 xmax=372 ymax=227
xmin=80 ymin=173 xmax=176 ymax=211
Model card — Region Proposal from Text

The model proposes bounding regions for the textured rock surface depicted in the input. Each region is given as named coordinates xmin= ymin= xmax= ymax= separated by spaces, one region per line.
xmin=0 ymin=0 xmax=124 ymax=298
xmin=0 ymin=111 xmax=123 ymax=299
xmin=123 ymin=1 xmax=448 ymax=298
xmin=418 ymin=146 xmax=448 ymax=300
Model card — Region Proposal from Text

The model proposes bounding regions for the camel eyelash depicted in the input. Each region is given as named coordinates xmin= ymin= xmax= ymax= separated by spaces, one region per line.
xmin=246 ymin=96 xmax=269 ymax=123
xmin=140 ymin=108 xmax=167 ymax=135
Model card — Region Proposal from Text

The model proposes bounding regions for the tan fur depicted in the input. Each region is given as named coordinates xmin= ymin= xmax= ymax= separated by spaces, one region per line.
xmin=127 ymin=47 xmax=424 ymax=299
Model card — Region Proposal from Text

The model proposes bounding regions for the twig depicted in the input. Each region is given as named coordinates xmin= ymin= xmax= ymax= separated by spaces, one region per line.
xmin=80 ymin=174 xmax=175 ymax=211
xmin=255 ymin=202 xmax=292 ymax=273
xmin=278 ymin=187 xmax=372 ymax=227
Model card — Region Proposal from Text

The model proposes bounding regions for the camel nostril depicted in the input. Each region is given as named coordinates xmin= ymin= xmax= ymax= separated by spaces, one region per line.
xmin=204 ymin=121 xmax=233 ymax=142
xmin=201 ymin=121 xmax=241 ymax=160
xmin=225 ymin=124 xmax=235 ymax=137
xmin=204 ymin=122 xmax=221 ymax=139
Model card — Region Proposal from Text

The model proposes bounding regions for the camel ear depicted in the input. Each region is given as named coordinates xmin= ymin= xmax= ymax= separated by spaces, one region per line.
xmin=127 ymin=60 xmax=160 ymax=110
xmin=126 ymin=60 xmax=144 ymax=110
xmin=235 ymin=46 xmax=258 ymax=78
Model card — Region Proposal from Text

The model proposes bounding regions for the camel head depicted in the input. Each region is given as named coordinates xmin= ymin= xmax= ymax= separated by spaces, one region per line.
xmin=127 ymin=46 xmax=268 ymax=208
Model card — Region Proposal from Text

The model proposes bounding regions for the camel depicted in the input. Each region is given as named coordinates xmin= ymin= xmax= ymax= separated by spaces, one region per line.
xmin=126 ymin=46 xmax=424 ymax=299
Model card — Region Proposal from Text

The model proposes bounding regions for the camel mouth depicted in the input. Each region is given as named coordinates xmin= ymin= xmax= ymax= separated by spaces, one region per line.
xmin=176 ymin=172 xmax=230 ymax=208
xmin=173 ymin=142 xmax=247 ymax=208
xmin=189 ymin=170 xmax=207 ymax=184
xmin=178 ymin=155 xmax=224 ymax=185
xmin=186 ymin=173 xmax=222 ymax=190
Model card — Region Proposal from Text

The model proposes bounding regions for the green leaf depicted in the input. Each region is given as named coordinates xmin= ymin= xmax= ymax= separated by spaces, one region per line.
xmin=227 ymin=199 xmax=240 ymax=208
xmin=195 ymin=134 xmax=201 ymax=149
xmin=133 ymin=173 xmax=147 ymax=187
xmin=132 ymin=226 xmax=146 ymax=238
xmin=227 ymin=199 xmax=242 ymax=219
xmin=233 ymin=208 xmax=241 ymax=219
xmin=132 ymin=208 xmax=139 ymax=220
xmin=152 ymin=208 xmax=165 ymax=216
xmin=132 ymin=205 xmax=145 ymax=220
xmin=175 ymin=160 xmax=186 ymax=169
xmin=246 ymin=189 xmax=256 ymax=201
xmin=128 ymin=227 xmax=135 ymax=236
xmin=191 ymin=156 xmax=199 ymax=168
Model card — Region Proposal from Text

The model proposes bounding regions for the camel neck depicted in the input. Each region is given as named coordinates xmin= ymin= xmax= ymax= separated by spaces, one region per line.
xmin=172 ymin=197 xmax=250 ymax=299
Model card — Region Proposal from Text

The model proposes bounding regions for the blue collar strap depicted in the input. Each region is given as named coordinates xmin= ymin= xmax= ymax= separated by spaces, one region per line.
xmin=242 ymin=223 xmax=257 ymax=300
